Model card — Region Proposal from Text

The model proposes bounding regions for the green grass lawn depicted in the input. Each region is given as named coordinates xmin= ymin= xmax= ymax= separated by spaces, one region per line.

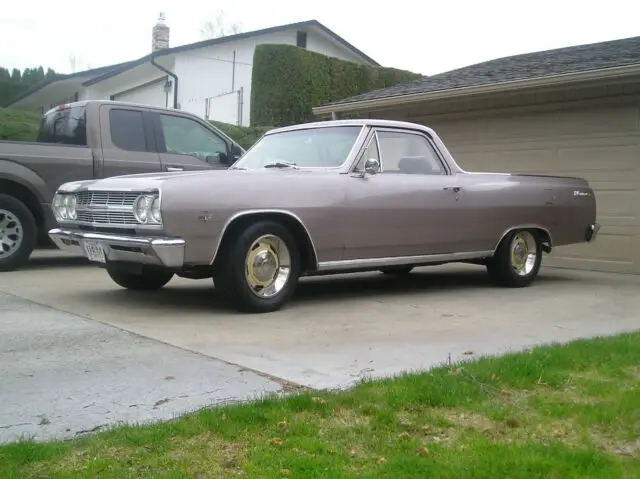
xmin=2 ymin=332 xmax=639 ymax=478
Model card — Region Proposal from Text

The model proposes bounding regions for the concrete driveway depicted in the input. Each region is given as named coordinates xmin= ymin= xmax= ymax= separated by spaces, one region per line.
xmin=1 ymin=249 xmax=639 ymax=442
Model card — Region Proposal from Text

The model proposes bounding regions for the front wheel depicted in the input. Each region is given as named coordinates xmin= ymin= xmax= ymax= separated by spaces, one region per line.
xmin=213 ymin=220 xmax=301 ymax=313
xmin=486 ymin=229 xmax=542 ymax=287
xmin=106 ymin=264 xmax=174 ymax=290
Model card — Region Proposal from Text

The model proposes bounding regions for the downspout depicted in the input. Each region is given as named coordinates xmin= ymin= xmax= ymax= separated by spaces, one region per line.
xmin=150 ymin=54 xmax=179 ymax=109
xmin=231 ymin=50 xmax=236 ymax=91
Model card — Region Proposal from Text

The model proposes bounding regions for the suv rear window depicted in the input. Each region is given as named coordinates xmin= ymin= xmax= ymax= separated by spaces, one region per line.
xmin=37 ymin=105 xmax=87 ymax=146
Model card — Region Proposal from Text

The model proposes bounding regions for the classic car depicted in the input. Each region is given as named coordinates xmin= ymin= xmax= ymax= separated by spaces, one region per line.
xmin=48 ymin=119 xmax=600 ymax=313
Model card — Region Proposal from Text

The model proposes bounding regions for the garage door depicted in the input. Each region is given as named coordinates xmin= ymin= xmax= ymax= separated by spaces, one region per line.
xmin=112 ymin=79 xmax=167 ymax=108
xmin=427 ymin=100 xmax=640 ymax=274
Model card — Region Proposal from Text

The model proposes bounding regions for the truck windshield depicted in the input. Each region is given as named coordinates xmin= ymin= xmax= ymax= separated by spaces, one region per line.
xmin=36 ymin=105 xmax=87 ymax=146
xmin=232 ymin=126 xmax=363 ymax=169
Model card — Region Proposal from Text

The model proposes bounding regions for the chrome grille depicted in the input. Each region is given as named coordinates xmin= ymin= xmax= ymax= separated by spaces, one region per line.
xmin=76 ymin=211 xmax=139 ymax=225
xmin=76 ymin=191 xmax=139 ymax=208
xmin=74 ymin=190 xmax=142 ymax=227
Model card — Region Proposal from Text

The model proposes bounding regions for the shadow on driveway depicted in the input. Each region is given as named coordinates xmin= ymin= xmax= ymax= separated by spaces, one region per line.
xmin=67 ymin=265 xmax=578 ymax=314
xmin=23 ymin=252 xmax=90 ymax=270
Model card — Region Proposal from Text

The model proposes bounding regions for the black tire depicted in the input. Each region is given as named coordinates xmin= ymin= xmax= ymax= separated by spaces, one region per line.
xmin=486 ymin=229 xmax=542 ymax=287
xmin=213 ymin=220 xmax=301 ymax=313
xmin=380 ymin=266 xmax=414 ymax=275
xmin=0 ymin=194 xmax=38 ymax=272
xmin=106 ymin=264 xmax=174 ymax=290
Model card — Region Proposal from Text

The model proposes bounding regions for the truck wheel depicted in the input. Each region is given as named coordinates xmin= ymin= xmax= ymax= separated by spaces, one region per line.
xmin=213 ymin=220 xmax=301 ymax=313
xmin=486 ymin=229 xmax=542 ymax=287
xmin=0 ymin=194 xmax=37 ymax=272
xmin=106 ymin=264 xmax=174 ymax=290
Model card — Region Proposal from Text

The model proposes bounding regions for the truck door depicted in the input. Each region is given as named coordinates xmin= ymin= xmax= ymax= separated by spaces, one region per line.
xmin=97 ymin=105 xmax=162 ymax=178
xmin=151 ymin=111 xmax=232 ymax=171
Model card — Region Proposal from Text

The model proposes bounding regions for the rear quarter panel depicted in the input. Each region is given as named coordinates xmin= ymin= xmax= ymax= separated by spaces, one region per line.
xmin=457 ymin=172 xmax=596 ymax=251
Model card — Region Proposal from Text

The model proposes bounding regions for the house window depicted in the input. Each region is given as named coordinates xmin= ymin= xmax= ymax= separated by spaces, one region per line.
xmin=296 ymin=30 xmax=307 ymax=49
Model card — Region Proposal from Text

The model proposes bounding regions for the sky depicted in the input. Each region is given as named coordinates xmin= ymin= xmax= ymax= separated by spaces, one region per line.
xmin=1 ymin=0 xmax=639 ymax=77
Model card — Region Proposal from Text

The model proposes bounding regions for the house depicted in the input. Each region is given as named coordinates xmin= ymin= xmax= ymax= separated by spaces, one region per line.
xmin=4 ymin=17 xmax=379 ymax=126
xmin=313 ymin=36 xmax=640 ymax=275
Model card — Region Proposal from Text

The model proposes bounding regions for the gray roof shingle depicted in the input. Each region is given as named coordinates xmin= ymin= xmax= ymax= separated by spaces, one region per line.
xmin=321 ymin=35 xmax=640 ymax=107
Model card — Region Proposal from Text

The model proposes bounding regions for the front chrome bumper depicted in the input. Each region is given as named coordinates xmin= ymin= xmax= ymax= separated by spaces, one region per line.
xmin=585 ymin=222 xmax=601 ymax=242
xmin=48 ymin=228 xmax=185 ymax=268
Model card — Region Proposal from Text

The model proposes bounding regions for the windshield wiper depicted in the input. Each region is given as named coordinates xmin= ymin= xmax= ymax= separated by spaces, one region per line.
xmin=263 ymin=161 xmax=299 ymax=169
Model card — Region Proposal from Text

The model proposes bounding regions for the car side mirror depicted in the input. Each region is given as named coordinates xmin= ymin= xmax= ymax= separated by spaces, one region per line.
xmin=364 ymin=158 xmax=380 ymax=175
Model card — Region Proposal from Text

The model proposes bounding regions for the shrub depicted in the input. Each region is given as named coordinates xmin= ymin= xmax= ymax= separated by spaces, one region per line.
xmin=250 ymin=44 xmax=422 ymax=127
xmin=209 ymin=120 xmax=272 ymax=150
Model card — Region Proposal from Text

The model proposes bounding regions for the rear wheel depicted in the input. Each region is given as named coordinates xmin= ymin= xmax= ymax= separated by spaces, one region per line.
xmin=486 ymin=229 xmax=542 ymax=287
xmin=0 ymin=194 xmax=37 ymax=272
xmin=106 ymin=264 xmax=174 ymax=290
xmin=213 ymin=220 xmax=301 ymax=313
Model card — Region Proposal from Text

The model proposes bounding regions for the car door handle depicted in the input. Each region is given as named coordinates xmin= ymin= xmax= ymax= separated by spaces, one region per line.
xmin=443 ymin=186 xmax=462 ymax=192
xmin=166 ymin=166 xmax=184 ymax=172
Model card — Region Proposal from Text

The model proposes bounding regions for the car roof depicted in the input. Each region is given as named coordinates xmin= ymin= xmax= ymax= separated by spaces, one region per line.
xmin=266 ymin=119 xmax=436 ymax=136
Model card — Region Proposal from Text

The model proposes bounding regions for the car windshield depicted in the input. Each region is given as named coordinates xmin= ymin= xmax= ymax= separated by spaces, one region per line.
xmin=232 ymin=126 xmax=363 ymax=169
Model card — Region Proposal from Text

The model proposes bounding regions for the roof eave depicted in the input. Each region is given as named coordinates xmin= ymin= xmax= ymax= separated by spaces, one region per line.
xmin=312 ymin=63 xmax=640 ymax=115
xmin=83 ymin=20 xmax=379 ymax=88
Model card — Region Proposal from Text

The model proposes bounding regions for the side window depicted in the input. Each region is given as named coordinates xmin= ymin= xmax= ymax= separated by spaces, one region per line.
xmin=355 ymin=134 xmax=381 ymax=171
xmin=377 ymin=131 xmax=446 ymax=175
xmin=109 ymin=109 xmax=148 ymax=152
xmin=159 ymin=114 xmax=228 ymax=163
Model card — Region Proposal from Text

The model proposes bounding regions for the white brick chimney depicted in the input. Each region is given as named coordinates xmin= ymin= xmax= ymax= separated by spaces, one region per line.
xmin=152 ymin=13 xmax=170 ymax=52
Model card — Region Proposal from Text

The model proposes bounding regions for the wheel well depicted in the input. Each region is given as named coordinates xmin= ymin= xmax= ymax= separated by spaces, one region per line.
xmin=494 ymin=226 xmax=553 ymax=254
xmin=213 ymin=212 xmax=319 ymax=272
xmin=531 ymin=228 xmax=552 ymax=253
xmin=0 ymin=179 xmax=44 ymax=231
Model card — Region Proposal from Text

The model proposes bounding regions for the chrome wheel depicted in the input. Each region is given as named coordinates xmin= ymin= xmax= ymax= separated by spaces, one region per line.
xmin=0 ymin=209 xmax=23 ymax=260
xmin=510 ymin=231 xmax=537 ymax=276
xmin=244 ymin=234 xmax=291 ymax=298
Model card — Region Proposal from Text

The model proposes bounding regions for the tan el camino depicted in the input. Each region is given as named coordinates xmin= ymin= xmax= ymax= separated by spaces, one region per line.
xmin=48 ymin=119 xmax=600 ymax=313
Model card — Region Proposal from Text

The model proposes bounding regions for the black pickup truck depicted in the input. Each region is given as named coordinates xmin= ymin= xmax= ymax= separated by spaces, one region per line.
xmin=0 ymin=100 xmax=245 ymax=271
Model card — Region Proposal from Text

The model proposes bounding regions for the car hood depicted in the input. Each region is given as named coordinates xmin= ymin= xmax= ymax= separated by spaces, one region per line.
xmin=57 ymin=168 xmax=323 ymax=193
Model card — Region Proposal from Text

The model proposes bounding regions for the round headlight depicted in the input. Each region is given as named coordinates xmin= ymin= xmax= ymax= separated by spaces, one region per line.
xmin=134 ymin=195 xmax=150 ymax=223
xmin=150 ymin=197 xmax=161 ymax=224
xmin=53 ymin=194 xmax=66 ymax=220
xmin=67 ymin=195 xmax=77 ymax=220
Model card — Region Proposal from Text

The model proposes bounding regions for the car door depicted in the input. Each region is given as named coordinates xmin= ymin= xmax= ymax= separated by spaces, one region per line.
xmin=153 ymin=112 xmax=231 ymax=172
xmin=98 ymin=106 xmax=162 ymax=178
xmin=343 ymin=127 xmax=464 ymax=260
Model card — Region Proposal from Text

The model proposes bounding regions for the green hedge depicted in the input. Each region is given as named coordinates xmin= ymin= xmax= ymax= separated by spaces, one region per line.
xmin=209 ymin=120 xmax=272 ymax=150
xmin=250 ymin=44 xmax=422 ymax=127
xmin=0 ymin=108 xmax=41 ymax=141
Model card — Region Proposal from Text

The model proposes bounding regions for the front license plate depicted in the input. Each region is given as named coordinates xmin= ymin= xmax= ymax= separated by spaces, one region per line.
xmin=84 ymin=240 xmax=106 ymax=263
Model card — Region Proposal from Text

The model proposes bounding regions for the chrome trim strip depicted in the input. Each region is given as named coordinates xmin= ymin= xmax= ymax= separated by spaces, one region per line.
xmin=493 ymin=225 xmax=553 ymax=252
xmin=316 ymin=250 xmax=494 ymax=272
xmin=209 ymin=209 xmax=320 ymax=267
